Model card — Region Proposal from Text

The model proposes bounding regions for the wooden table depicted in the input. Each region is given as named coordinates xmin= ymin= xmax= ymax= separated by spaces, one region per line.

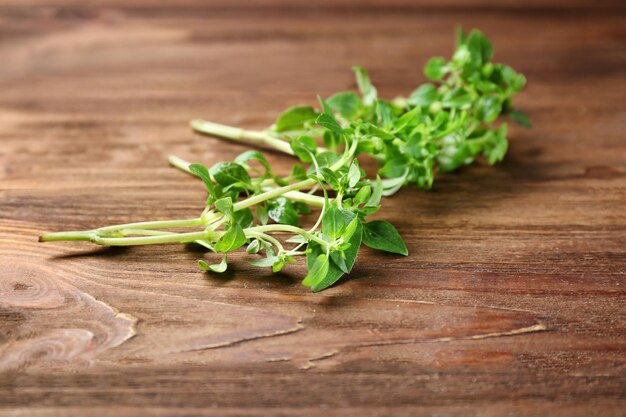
xmin=1 ymin=1 xmax=624 ymax=416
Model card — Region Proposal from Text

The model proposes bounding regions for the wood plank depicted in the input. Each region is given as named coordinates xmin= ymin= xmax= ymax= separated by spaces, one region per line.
xmin=0 ymin=1 xmax=624 ymax=415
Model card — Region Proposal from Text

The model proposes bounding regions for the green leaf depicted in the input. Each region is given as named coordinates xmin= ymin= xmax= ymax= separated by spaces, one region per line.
xmin=290 ymin=135 xmax=318 ymax=163
xmin=272 ymin=258 xmax=286 ymax=273
xmin=343 ymin=216 xmax=360 ymax=242
xmin=275 ymin=106 xmax=318 ymax=132
xmin=318 ymin=167 xmax=340 ymax=190
xmin=286 ymin=235 xmax=307 ymax=244
xmin=215 ymin=224 xmax=247 ymax=253
xmin=348 ymin=160 xmax=361 ymax=188
xmin=442 ymin=89 xmax=473 ymax=109
xmin=322 ymin=130 xmax=343 ymax=151
xmin=198 ymin=255 xmax=228 ymax=273
xmin=316 ymin=112 xmax=345 ymax=135
xmin=210 ymin=162 xmax=251 ymax=189
xmin=268 ymin=197 xmax=299 ymax=226
xmin=249 ymin=256 xmax=278 ymax=268
xmin=233 ymin=207 xmax=254 ymax=228
xmin=189 ymin=163 xmax=217 ymax=198
xmin=485 ymin=123 xmax=508 ymax=164
xmin=467 ymin=29 xmax=493 ymax=66
xmin=381 ymin=175 xmax=406 ymax=197
xmin=362 ymin=220 xmax=408 ymax=256
xmin=322 ymin=205 xmax=346 ymax=240
xmin=509 ymin=109 xmax=532 ymax=128
xmin=246 ymin=239 xmax=260 ymax=254
xmin=424 ymin=57 xmax=447 ymax=80
xmin=409 ymin=83 xmax=439 ymax=106
xmin=477 ymin=96 xmax=502 ymax=123
xmin=331 ymin=252 xmax=348 ymax=274
xmin=354 ymin=185 xmax=371 ymax=205
xmin=256 ymin=204 xmax=269 ymax=225
xmin=291 ymin=164 xmax=307 ymax=180
xmin=235 ymin=150 xmax=271 ymax=174
xmin=302 ymin=253 xmax=330 ymax=287
xmin=366 ymin=176 xmax=383 ymax=207
xmin=215 ymin=197 xmax=234 ymax=217
xmin=309 ymin=220 xmax=362 ymax=292
xmin=375 ymin=100 xmax=395 ymax=130
xmin=353 ymin=66 xmax=378 ymax=106
xmin=338 ymin=219 xmax=362 ymax=273
xmin=327 ymin=91 xmax=361 ymax=119
xmin=293 ymin=201 xmax=312 ymax=215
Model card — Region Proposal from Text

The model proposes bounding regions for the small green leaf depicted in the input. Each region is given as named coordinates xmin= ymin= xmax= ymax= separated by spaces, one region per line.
xmin=235 ymin=150 xmax=271 ymax=174
xmin=210 ymin=162 xmax=251 ymax=188
xmin=409 ymin=83 xmax=439 ymax=106
xmin=354 ymin=185 xmax=372 ymax=205
xmin=330 ymin=252 xmax=349 ymax=273
xmin=275 ymin=106 xmax=318 ymax=132
xmin=233 ymin=207 xmax=254 ymax=228
xmin=246 ymin=239 xmax=260 ymax=254
xmin=424 ymin=57 xmax=447 ymax=80
xmin=366 ymin=176 xmax=383 ymax=207
xmin=189 ymin=163 xmax=217 ymax=197
xmin=343 ymin=216 xmax=360 ymax=242
xmin=249 ymin=256 xmax=278 ymax=267
xmin=362 ymin=220 xmax=408 ymax=255
xmin=268 ymin=197 xmax=299 ymax=226
xmin=485 ymin=123 xmax=508 ymax=164
xmin=290 ymin=135 xmax=318 ymax=163
xmin=327 ymin=91 xmax=361 ymax=119
xmin=291 ymin=165 xmax=307 ymax=180
xmin=198 ymin=255 xmax=228 ymax=273
xmin=322 ymin=205 xmax=346 ymax=240
xmin=302 ymin=253 xmax=330 ymax=287
xmin=353 ymin=66 xmax=378 ymax=106
xmin=272 ymin=258 xmax=286 ymax=273
xmin=318 ymin=167 xmax=340 ymax=190
xmin=215 ymin=224 xmax=247 ymax=253
xmin=509 ymin=109 xmax=532 ymax=128
xmin=256 ymin=204 xmax=269 ymax=225
xmin=316 ymin=112 xmax=345 ymax=135
xmin=467 ymin=29 xmax=493 ymax=66
xmin=293 ymin=201 xmax=312 ymax=215
xmin=286 ymin=234 xmax=307 ymax=244
xmin=348 ymin=160 xmax=361 ymax=188
xmin=215 ymin=197 xmax=233 ymax=216
xmin=477 ymin=96 xmax=502 ymax=123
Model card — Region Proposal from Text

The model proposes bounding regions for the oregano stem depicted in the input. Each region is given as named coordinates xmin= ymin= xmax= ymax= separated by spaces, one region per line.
xmin=248 ymin=225 xmax=329 ymax=248
xmin=191 ymin=119 xmax=294 ymax=155
xmin=168 ymin=154 xmax=324 ymax=207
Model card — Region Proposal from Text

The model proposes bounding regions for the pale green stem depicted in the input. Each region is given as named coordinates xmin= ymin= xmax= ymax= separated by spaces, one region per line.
xmin=168 ymin=154 xmax=324 ymax=207
xmin=248 ymin=225 xmax=329 ymax=248
xmin=191 ymin=119 xmax=294 ymax=155
xmin=245 ymin=230 xmax=284 ymax=254
xmin=234 ymin=179 xmax=315 ymax=211
xmin=40 ymin=138 xmax=357 ymax=246
xmin=93 ymin=230 xmax=210 ymax=246
xmin=97 ymin=217 xmax=204 ymax=232
xmin=168 ymin=154 xmax=193 ymax=174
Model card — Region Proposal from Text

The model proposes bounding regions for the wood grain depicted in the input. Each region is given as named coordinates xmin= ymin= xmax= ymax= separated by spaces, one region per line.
xmin=0 ymin=1 xmax=625 ymax=416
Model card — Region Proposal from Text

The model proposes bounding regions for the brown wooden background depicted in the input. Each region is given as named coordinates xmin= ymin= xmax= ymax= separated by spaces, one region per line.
xmin=1 ymin=1 xmax=625 ymax=416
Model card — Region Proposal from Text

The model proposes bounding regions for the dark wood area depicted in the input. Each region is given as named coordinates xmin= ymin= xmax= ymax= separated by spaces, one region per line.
xmin=0 ymin=1 xmax=625 ymax=416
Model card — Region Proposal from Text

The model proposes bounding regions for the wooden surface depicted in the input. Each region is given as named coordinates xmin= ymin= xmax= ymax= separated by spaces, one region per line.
xmin=1 ymin=1 xmax=625 ymax=416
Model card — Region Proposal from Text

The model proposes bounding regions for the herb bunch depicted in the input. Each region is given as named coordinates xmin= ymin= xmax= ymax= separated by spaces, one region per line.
xmin=40 ymin=29 xmax=529 ymax=292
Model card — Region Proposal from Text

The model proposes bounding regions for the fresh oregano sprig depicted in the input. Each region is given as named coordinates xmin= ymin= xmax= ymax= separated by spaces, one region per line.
xmin=39 ymin=29 xmax=528 ymax=292
xmin=191 ymin=28 xmax=529 ymax=193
